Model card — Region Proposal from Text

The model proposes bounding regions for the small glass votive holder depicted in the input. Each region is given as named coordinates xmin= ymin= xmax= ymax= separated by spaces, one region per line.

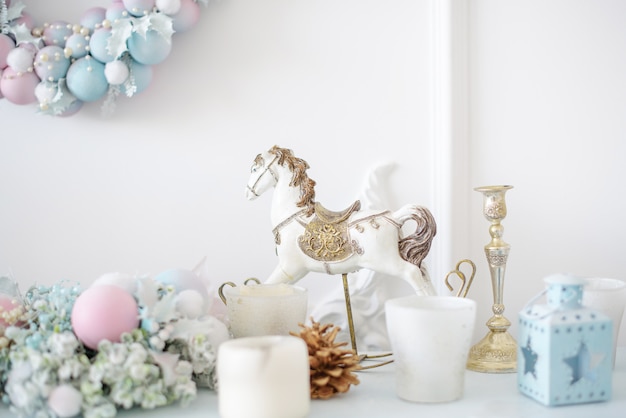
xmin=219 ymin=281 xmax=308 ymax=338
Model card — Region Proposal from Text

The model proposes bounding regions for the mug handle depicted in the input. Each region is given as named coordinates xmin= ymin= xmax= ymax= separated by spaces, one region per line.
xmin=218 ymin=282 xmax=237 ymax=305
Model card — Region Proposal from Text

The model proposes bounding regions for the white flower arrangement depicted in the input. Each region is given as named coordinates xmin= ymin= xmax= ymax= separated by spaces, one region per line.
xmin=0 ymin=273 xmax=228 ymax=418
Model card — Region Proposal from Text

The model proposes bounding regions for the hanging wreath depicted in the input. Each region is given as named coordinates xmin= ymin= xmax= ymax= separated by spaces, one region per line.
xmin=0 ymin=0 xmax=209 ymax=117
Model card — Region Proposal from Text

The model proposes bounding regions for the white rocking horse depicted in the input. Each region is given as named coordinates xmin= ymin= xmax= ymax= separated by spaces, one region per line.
xmin=245 ymin=145 xmax=437 ymax=296
xmin=245 ymin=146 xmax=438 ymax=367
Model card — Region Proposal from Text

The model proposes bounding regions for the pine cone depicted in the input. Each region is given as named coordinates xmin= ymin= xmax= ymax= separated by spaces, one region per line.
xmin=291 ymin=318 xmax=361 ymax=399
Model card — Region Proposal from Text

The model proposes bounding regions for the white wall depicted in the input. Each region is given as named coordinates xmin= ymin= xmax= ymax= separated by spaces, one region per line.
xmin=2 ymin=0 xmax=625 ymax=349
xmin=464 ymin=0 xmax=626 ymax=346
xmin=0 ymin=1 xmax=434 ymax=307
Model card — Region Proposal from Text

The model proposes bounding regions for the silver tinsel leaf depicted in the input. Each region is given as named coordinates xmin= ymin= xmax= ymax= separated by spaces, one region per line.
xmin=39 ymin=79 xmax=80 ymax=116
xmin=132 ymin=13 xmax=174 ymax=42
xmin=0 ymin=276 xmax=20 ymax=298
xmin=101 ymin=86 xmax=120 ymax=117
xmin=11 ymin=22 xmax=40 ymax=45
xmin=108 ymin=19 xmax=133 ymax=58
xmin=6 ymin=0 xmax=25 ymax=21
xmin=133 ymin=15 xmax=152 ymax=38
xmin=150 ymin=291 xmax=180 ymax=324
xmin=145 ymin=13 xmax=175 ymax=42
xmin=136 ymin=276 xmax=160 ymax=313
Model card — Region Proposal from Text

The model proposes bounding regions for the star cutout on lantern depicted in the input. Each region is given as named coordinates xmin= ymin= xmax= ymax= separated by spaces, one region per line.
xmin=563 ymin=342 xmax=605 ymax=385
xmin=521 ymin=337 xmax=539 ymax=378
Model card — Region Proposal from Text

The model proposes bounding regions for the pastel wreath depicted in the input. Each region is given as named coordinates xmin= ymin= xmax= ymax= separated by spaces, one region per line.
xmin=0 ymin=0 xmax=208 ymax=116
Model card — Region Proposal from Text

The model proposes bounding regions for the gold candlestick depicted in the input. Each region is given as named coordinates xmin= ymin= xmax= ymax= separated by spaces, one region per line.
xmin=467 ymin=185 xmax=517 ymax=373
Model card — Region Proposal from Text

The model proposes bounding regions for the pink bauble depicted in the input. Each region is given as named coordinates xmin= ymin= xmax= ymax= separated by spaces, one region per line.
xmin=81 ymin=7 xmax=107 ymax=30
xmin=0 ymin=296 xmax=23 ymax=327
xmin=48 ymin=385 xmax=82 ymax=418
xmin=0 ymin=67 xmax=40 ymax=105
xmin=0 ymin=34 xmax=16 ymax=69
xmin=172 ymin=0 xmax=201 ymax=33
xmin=13 ymin=12 xmax=34 ymax=29
xmin=71 ymin=284 xmax=139 ymax=350
xmin=43 ymin=21 xmax=73 ymax=47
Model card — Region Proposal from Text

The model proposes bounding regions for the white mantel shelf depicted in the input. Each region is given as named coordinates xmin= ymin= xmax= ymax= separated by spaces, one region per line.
xmin=3 ymin=348 xmax=625 ymax=417
xmin=109 ymin=348 xmax=626 ymax=417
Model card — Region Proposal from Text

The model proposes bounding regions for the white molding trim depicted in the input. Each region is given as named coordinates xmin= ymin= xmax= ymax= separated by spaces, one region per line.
xmin=429 ymin=0 xmax=470 ymax=293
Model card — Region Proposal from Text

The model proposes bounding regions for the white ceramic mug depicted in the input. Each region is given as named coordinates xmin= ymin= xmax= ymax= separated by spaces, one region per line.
xmin=385 ymin=295 xmax=476 ymax=403
xmin=583 ymin=277 xmax=626 ymax=367
xmin=217 ymin=335 xmax=311 ymax=418
xmin=219 ymin=281 xmax=308 ymax=338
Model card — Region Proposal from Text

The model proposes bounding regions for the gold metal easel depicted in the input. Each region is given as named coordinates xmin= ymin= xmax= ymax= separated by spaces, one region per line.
xmin=341 ymin=273 xmax=393 ymax=370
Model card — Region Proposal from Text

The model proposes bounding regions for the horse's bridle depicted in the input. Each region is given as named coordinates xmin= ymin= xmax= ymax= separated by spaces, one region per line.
xmin=247 ymin=155 xmax=279 ymax=197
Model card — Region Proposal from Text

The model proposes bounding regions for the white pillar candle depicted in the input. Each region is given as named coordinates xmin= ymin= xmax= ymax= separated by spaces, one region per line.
xmin=222 ymin=283 xmax=307 ymax=338
xmin=217 ymin=335 xmax=311 ymax=418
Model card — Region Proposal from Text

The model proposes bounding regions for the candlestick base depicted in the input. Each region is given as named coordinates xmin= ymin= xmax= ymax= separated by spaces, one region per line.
xmin=466 ymin=314 xmax=517 ymax=373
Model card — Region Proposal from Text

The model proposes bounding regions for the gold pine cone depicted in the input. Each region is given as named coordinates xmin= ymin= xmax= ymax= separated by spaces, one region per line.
xmin=291 ymin=318 xmax=361 ymax=399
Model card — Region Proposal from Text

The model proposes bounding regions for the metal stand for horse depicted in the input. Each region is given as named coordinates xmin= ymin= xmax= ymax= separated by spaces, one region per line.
xmin=341 ymin=273 xmax=393 ymax=370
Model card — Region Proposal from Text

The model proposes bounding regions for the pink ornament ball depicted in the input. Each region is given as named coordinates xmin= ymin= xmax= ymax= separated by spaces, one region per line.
xmin=13 ymin=12 xmax=34 ymax=29
xmin=0 ymin=67 xmax=40 ymax=105
xmin=123 ymin=0 xmax=156 ymax=17
xmin=43 ymin=21 xmax=73 ymax=47
xmin=172 ymin=0 xmax=201 ymax=33
xmin=81 ymin=7 xmax=107 ymax=31
xmin=48 ymin=384 xmax=82 ymax=418
xmin=127 ymin=30 xmax=172 ymax=65
xmin=66 ymin=56 xmax=109 ymax=102
xmin=71 ymin=284 xmax=139 ymax=350
xmin=0 ymin=34 xmax=16 ymax=69
xmin=0 ymin=296 xmax=22 ymax=327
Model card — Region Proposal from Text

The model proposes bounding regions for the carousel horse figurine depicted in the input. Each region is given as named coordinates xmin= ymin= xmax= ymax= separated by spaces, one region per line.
xmin=245 ymin=145 xmax=437 ymax=296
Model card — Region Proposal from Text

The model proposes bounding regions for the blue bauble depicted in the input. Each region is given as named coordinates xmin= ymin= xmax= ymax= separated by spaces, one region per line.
xmin=89 ymin=28 xmax=116 ymax=63
xmin=66 ymin=57 xmax=109 ymax=102
xmin=65 ymin=33 xmax=90 ymax=59
xmin=34 ymin=46 xmax=70 ymax=82
xmin=43 ymin=21 xmax=73 ymax=47
xmin=127 ymin=30 xmax=172 ymax=65
xmin=123 ymin=59 xmax=153 ymax=95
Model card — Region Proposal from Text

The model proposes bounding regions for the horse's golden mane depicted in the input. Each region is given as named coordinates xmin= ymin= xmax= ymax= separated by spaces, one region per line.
xmin=269 ymin=145 xmax=316 ymax=216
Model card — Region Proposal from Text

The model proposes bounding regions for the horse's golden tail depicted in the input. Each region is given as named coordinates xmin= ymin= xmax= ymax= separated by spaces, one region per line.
xmin=396 ymin=205 xmax=437 ymax=268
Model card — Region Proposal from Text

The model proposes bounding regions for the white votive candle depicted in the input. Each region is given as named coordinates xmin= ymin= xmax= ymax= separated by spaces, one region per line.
xmin=217 ymin=335 xmax=310 ymax=418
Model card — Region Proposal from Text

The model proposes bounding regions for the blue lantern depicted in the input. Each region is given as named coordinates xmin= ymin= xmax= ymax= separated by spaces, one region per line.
xmin=517 ymin=274 xmax=612 ymax=406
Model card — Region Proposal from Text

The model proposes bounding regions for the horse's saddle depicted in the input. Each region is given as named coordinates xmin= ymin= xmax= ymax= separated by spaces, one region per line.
xmin=298 ymin=200 xmax=361 ymax=262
